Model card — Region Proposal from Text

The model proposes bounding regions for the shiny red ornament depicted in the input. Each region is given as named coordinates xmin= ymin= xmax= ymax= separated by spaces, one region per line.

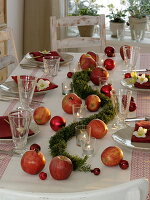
xmin=104 ymin=46 xmax=115 ymax=57
xmin=124 ymin=73 xmax=131 ymax=79
xmin=50 ymin=116 xmax=66 ymax=131
xmin=101 ymin=84 xmax=112 ymax=93
xmin=30 ymin=143 xmax=41 ymax=152
xmin=103 ymin=59 xmax=115 ymax=70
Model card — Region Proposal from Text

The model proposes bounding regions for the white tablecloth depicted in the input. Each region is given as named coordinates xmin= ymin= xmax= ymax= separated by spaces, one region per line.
xmin=0 ymin=53 xmax=149 ymax=198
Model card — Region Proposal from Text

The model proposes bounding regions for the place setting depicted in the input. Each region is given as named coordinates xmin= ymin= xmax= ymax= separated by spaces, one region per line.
xmin=120 ymin=45 xmax=150 ymax=92
xmin=0 ymin=75 xmax=43 ymax=155
xmin=22 ymin=50 xmax=74 ymax=68
xmin=110 ymin=88 xmax=150 ymax=151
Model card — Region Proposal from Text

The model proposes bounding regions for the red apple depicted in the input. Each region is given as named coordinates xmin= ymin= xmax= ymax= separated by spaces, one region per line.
xmin=103 ymin=59 xmax=115 ymax=70
xmin=21 ymin=150 xmax=46 ymax=175
xmin=90 ymin=67 xmax=109 ymax=86
xmin=33 ymin=106 xmax=51 ymax=125
xmin=88 ymin=119 xmax=108 ymax=139
xmin=85 ymin=94 xmax=101 ymax=112
xmin=62 ymin=93 xmax=82 ymax=114
xmin=120 ymin=45 xmax=130 ymax=60
xmin=50 ymin=116 xmax=66 ymax=131
xmin=101 ymin=146 xmax=124 ymax=167
xmin=79 ymin=54 xmax=96 ymax=70
xmin=87 ymin=51 xmax=98 ymax=62
xmin=49 ymin=156 xmax=73 ymax=180
xmin=104 ymin=46 xmax=115 ymax=57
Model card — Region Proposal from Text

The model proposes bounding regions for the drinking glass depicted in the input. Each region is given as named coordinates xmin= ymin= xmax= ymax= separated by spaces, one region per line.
xmin=8 ymin=109 xmax=32 ymax=154
xmin=123 ymin=46 xmax=140 ymax=72
xmin=114 ymin=89 xmax=132 ymax=129
xmin=117 ymin=28 xmax=125 ymax=41
xmin=82 ymin=136 xmax=96 ymax=157
xmin=75 ymin=125 xmax=91 ymax=147
xmin=18 ymin=76 xmax=37 ymax=110
xmin=43 ymin=56 xmax=60 ymax=78
xmin=62 ymin=79 xmax=73 ymax=95
xmin=133 ymin=29 xmax=144 ymax=42
xmin=72 ymin=104 xmax=87 ymax=122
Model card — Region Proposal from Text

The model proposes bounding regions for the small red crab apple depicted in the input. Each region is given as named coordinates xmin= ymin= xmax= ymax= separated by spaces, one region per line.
xmin=119 ymin=160 xmax=129 ymax=170
xmin=91 ymin=168 xmax=101 ymax=175
xmin=39 ymin=172 xmax=47 ymax=180
xmin=67 ymin=72 xmax=74 ymax=78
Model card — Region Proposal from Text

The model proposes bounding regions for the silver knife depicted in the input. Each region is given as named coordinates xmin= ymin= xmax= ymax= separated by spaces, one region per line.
xmin=20 ymin=63 xmax=43 ymax=68
xmin=123 ymin=69 xmax=150 ymax=72
xmin=0 ymin=149 xmax=19 ymax=156
xmin=125 ymin=116 xmax=150 ymax=122
xmin=0 ymin=95 xmax=43 ymax=103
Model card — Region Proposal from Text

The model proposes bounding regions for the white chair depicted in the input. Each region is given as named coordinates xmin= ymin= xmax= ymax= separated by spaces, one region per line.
xmin=0 ymin=27 xmax=19 ymax=83
xmin=0 ymin=178 xmax=148 ymax=200
xmin=50 ymin=15 xmax=106 ymax=52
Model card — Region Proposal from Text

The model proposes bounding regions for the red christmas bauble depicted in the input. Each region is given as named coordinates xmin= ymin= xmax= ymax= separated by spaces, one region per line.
xmin=103 ymin=59 xmax=115 ymax=70
xmin=100 ymin=85 xmax=112 ymax=98
xmin=104 ymin=46 xmax=115 ymax=57
xmin=50 ymin=116 xmax=66 ymax=131
xmin=124 ymin=73 xmax=131 ymax=79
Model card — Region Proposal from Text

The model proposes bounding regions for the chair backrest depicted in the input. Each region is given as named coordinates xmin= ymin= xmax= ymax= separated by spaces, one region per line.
xmin=50 ymin=15 xmax=106 ymax=52
xmin=0 ymin=178 xmax=148 ymax=200
xmin=0 ymin=27 xmax=19 ymax=83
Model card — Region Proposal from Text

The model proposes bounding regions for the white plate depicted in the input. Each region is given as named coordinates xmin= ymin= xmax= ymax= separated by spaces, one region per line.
xmin=0 ymin=80 xmax=57 ymax=95
xmin=0 ymin=121 xmax=40 ymax=142
xmin=112 ymin=126 xmax=150 ymax=150
xmin=121 ymin=79 xmax=150 ymax=92
xmin=25 ymin=53 xmax=74 ymax=66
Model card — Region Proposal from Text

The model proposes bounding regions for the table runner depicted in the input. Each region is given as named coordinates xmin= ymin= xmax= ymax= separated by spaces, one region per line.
xmin=131 ymin=54 xmax=150 ymax=199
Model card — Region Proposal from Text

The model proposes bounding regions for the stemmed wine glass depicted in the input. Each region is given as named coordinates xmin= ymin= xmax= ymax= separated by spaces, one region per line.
xmin=17 ymin=75 xmax=37 ymax=111
xmin=123 ymin=46 xmax=140 ymax=72
xmin=111 ymin=89 xmax=132 ymax=130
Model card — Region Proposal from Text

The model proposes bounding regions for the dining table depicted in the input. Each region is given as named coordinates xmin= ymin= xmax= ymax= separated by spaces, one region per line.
xmin=0 ymin=51 xmax=150 ymax=199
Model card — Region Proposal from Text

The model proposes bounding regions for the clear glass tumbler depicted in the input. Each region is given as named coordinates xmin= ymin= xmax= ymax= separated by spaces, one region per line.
xmin=43 ymin=56 xmax=60 ymax=78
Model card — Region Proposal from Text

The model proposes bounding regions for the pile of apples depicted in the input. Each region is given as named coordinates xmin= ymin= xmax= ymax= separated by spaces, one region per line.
xmin=62 ymin=93 xmax=108 ymax=139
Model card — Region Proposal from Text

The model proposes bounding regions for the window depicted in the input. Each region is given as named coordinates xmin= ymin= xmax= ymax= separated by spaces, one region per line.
xmin=68 ymin=0 xmax=127 ymax=27
xmin=67 ymin=0 xmax=150 ymax=39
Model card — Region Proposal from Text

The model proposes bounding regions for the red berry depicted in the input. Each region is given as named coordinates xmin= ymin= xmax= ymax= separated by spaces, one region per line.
xmin=119 ymin=160 xmax=129 ymax=170
xmin=129 ymin=101 xmax=137 ymax=112
xmin=30 ymin=143 xmax=41 ymax=152
xmin=39 ymin=172 xmax=47 ymax=180
xmin=91 ymin=168 xmax=101 ymax=175
xmin=67 ymin=72 xmax=74 ymax=78
xmin=124 ymin=73 xmax=131 ymax=79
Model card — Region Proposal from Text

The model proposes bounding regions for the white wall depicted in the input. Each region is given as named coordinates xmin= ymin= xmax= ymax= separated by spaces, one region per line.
xmin=7 ymin=0 xmax=24 ymax=61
